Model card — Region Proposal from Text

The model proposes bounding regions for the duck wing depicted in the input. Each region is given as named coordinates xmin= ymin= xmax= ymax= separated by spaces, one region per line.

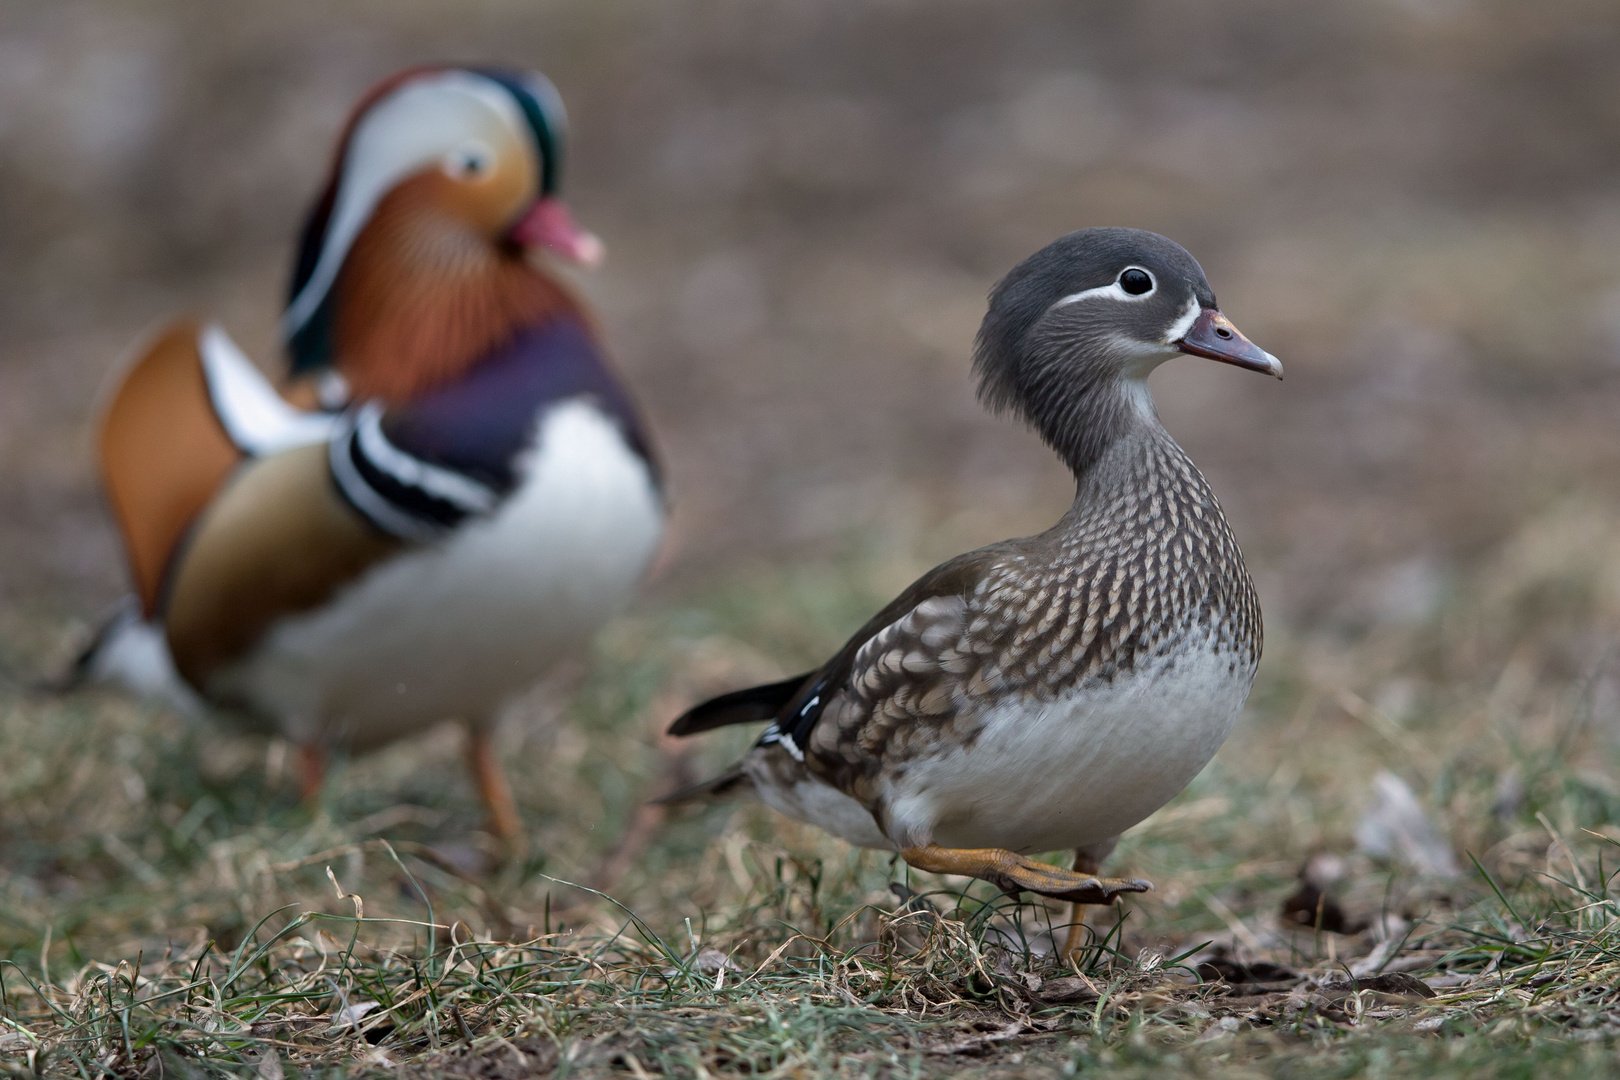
xmin=162 ymin=314 xmax=659 ymax=693
xmin=666 ymin=547 xmax=1006 ymax=800
xmin=98 ymin=321 xmax=339 ymax=615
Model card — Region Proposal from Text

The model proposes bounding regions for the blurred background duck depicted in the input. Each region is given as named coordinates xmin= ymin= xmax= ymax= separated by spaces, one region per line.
xmin=80 ymin=66 xmax=665 ymax=842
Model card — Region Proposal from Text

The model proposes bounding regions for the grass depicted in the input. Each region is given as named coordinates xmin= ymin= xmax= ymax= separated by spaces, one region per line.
xmin=3 ymin=500 xmax=1620 ymax=1076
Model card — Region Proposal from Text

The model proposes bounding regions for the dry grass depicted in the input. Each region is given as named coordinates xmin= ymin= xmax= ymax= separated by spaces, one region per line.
xmin=3 ymin=496 xmax=1620 ymax=1077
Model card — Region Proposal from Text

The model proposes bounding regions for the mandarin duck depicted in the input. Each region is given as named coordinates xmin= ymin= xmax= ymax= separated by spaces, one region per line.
xmin=83 ymin=67 xmax=664 ymax=840
xmin=667 ymin=228 xmax=1278 ymax=951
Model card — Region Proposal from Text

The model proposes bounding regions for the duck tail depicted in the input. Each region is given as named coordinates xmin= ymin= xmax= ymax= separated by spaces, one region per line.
xmin=666 ymin=673 xmax=813 ymax=736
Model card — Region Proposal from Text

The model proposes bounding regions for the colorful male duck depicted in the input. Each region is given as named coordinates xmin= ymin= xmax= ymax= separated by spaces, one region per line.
xmin=668 ymin=228 xmax=1278 ymax=951
xmin=85 ymin=67 xmax=665 ymax=840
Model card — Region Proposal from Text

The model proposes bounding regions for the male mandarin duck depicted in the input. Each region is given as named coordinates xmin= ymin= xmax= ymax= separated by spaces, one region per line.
xmin=667 ymin=229 xmax=1279 ymax=952
xmin=84 ymin=67 xmax=664 ymax=840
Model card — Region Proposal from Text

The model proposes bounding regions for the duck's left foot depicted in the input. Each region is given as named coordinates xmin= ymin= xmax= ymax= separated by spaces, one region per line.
xmin=900 ymin=844 xmax=1151 ymax=904
xmin=465 ymin=725 xmax=523 ymax=850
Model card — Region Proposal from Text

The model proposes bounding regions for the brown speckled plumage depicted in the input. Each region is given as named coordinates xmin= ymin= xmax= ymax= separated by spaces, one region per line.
xmin=806 ymin=425 xmax=1260 ymax=806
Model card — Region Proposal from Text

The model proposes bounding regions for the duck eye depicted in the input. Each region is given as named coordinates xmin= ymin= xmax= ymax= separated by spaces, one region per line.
xmin=445 ymin=147 xmax=491 ymax=180
xmin=1118 ymin=268 xmax=1153 ymax=296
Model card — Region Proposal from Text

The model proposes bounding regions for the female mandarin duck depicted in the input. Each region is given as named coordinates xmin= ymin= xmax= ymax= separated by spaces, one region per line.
xmin=668 ymin=229 xmax=1278 ymax=952
xmin=85 ymin=67 xmax=664 ymax=840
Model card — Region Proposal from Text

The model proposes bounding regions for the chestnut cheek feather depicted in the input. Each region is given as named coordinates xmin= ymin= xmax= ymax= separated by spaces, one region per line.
xmin=330 ymin=178 xmax=582 ymax=403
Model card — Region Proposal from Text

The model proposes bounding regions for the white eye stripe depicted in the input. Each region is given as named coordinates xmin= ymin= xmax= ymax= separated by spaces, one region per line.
xmin=1051 ymin=267 xmax=1157 ymax=309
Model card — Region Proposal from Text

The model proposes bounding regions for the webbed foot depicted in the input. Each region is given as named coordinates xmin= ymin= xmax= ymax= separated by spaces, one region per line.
xmin=900 ymin=844 xmax=1151 ymax=903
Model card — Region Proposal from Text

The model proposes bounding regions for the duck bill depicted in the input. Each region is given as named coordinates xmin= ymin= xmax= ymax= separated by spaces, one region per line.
xmin=1177 ymin=309 xmax=1283 ymax=378
xmin=506 ymin=197 xmax=605 ymax=268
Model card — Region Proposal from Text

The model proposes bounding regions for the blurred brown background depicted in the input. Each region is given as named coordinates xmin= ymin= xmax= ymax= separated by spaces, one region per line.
xmin=4 ymin=0 xmax=1620 ymax=653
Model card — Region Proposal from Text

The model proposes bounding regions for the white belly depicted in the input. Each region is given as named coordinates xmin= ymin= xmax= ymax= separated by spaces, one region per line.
xmin=214 ymin=400 xmax=663 ymax=749
xmin=751 ymin=769 xmax=895 ymax=851
xmin=881 ymin=642 xmax=1253 ymax=853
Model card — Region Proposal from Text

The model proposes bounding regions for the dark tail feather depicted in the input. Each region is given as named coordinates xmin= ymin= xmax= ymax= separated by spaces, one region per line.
xmin=666 ymin=672 xmax=813 ymax=736
xmin=653 ymin=768 xmax=751 ymax=806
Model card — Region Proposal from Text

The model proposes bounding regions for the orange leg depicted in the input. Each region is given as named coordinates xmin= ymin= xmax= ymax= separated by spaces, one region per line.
xmin=298 ymin=745 xmax=326 ymax=804
xmin=465 ymin=726 xmax=522 ymax=843
xmin=1061 ymin=849 xmax=1106 ymax=958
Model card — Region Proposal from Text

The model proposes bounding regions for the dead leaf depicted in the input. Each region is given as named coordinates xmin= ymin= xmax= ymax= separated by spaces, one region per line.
xmin=1354 ymin=771 xmax=1460 ymax=878
xmin=1033 ymin=975 xmax=1100 ymax=1003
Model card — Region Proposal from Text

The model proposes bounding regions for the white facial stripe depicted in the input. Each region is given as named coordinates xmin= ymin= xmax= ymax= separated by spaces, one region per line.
xmin=1162 ymin=296 xmax=1202 ymax=344
xmin=283 ymin=71 xmax=531 ymax=338
xmin=1051 ymin=267 xmax=1156 ymax=310
xmin=1052 ymin=281 xmax=1134 ymax=307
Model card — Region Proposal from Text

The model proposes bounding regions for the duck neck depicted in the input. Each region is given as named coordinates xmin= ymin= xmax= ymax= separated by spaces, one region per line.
xmin=1024 ymin=369 xmax=1165 ymax=482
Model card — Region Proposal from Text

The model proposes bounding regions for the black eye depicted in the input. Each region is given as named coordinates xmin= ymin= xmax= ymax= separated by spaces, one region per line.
xmin=446 ymin=148 xmax=491 ymax=180
xmin=1119 ymin=268 xmax=1153 ymax=295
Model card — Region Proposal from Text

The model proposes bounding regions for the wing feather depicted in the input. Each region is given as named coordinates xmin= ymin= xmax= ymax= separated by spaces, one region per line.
xmin=98 ymin=321 xmax=242 ymax=614
xmin=99 ymin=322 xmax=344 ymax=616
xmin=163 ymin=443 xmax=400 ymax=690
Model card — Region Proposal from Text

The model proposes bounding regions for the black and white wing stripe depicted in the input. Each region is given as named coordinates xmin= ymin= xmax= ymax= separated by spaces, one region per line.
xmin=192 ymin=322 xmax=486 ymax=542
xmin=755 ymin=676 xmax=830 ymax=763
xmin=329 ymin=402 xmax=500 ymax=541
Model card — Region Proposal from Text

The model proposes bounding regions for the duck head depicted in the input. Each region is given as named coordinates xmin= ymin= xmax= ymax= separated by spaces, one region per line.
xmin=973 ymin=227 xmax=1281 ymax=475
xmin=285 ymin=67 xmax=599 ymax=403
